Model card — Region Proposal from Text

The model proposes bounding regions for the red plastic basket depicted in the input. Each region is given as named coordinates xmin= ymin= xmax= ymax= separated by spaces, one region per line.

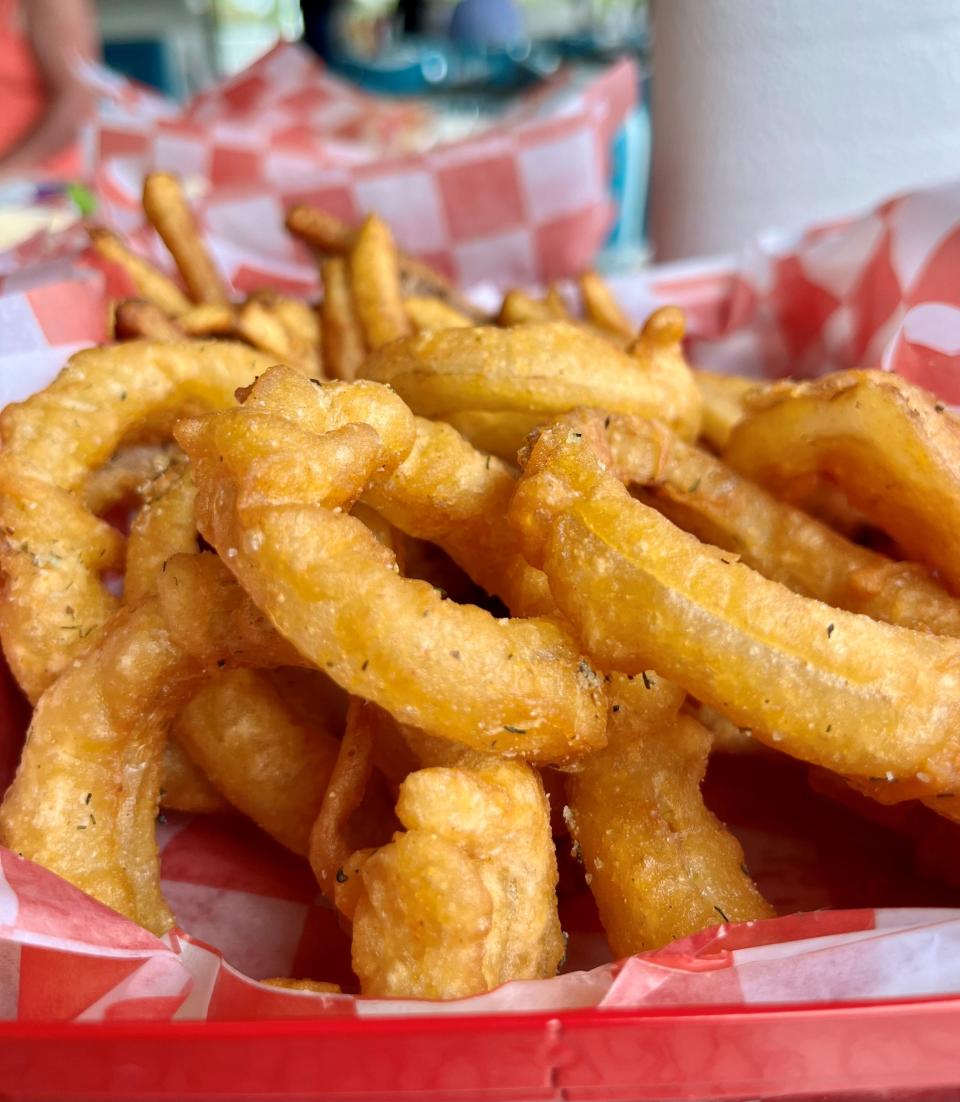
xmin=2 ymin=997 xmax=960 ymax=1101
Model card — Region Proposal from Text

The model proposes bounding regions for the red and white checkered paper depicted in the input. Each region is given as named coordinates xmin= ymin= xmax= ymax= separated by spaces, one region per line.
xmin=83 ymin=42 xmax=637 ymax=288
xmin=4 ymin=171 xmax=960 ymax=1019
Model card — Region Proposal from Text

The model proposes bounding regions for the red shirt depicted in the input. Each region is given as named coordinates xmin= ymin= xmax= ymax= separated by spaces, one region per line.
xmin=0 ymin=0 xmax=81 ymax=175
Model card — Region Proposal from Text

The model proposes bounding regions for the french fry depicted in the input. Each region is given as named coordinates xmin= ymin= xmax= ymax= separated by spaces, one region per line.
xmin=320 ymin=257 xmax=366 ymax=381
xmin=579 ymin=270 xmax=635 ymax=339
xmin=236 ymin=297 xmax=319 ymax=375
xmin=349 ymin=215 xmax=411 ymax=350
xmin=178 ymin=302 xmax=237 ymax=338
xmin=693 ymin=369 xmax=756 ymax=450
xmin=161 ymin=738 xmax=228 ymax=814
xmin=114 ymin=298 xmax=184 ymax=342
xmin=142 ymin=172 xmax=230 ymax=305
xmin=497 ymin=288 xmax=555 ymax=326
xmin=286 ymin=203 xmax=485 ymax=320
xmin=404 ymin=296 xmax=472 ymax=333
xmin=88 ymin=226 xmax=191 ymax=316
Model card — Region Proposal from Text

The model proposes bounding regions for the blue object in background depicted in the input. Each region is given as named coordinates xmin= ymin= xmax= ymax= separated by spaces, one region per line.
xmin=103 ymin=39 xmax=182 ymax=99
xmin=449 ymin=0 xmax=525 ymax=48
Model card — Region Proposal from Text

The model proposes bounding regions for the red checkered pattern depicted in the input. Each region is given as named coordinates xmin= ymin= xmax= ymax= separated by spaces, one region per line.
xmin=83 ymin=43 xmax=636 ymax=288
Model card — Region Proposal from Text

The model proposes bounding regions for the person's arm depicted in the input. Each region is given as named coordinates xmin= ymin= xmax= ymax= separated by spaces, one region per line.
xmin=0 ymin=0 xmax=97 ymax=179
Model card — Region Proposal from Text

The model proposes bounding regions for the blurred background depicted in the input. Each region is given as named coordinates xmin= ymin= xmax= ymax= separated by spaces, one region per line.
xmin=3 ymin=0 xmax=960 ymax=267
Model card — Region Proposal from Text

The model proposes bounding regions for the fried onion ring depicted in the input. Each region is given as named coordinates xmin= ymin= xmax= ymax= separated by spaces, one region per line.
xmin=349 ymin=756 xmax=563 ymax=998
xmin=511 ymin=416 xmax=960 ymax=799
xmin=607 ymin=415 xmax=960 ymax=637
xmin=361 ymin=316 xmax=701 ymax=454
xmin=725 ymin=370 xmax=960 ymax=593
xmin=176 ymin=369 xmax=606 ymax=763
xmin=0 ymin=340 xmax=276 ymax=701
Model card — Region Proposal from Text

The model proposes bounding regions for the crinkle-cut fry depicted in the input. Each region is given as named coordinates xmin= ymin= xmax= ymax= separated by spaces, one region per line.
xmin=350 ymin=758 xmax=564 ymax=998
xmin=510 ymin=416 xmax=960 ymax=799
xmin=84 ymin=442 xmax=181 ymax=516
xmin=261 ymin=978 xmax=342 ymax=993
xmin=309 ymin=697 xmax=378 ymax=901
xmin=348 ymin=214 xmax=411 ymax=350
xmin=320 ymin=257 xmax=366 ymax=381
xmin=0 ymin=600 xmax=193 ymax=933
xmin=175 ymin=669 xmax=339 ymax=854
xmin=578 ymin=270 xmax=634 ymax=339
xmin=236 ymin=297 xmax=320 ymax=376
xmin=608 ymin=414 xmax=960 ymax=637
xmin=178 ymin=302 xmax=237 ymax=338
xmin=566 ymin=679 xmax=772 ymax=957
xmin=361 ymin=319 xmax=701 ymax=447
xmin=114 ymin=298 xmax=184 ymax=342
xmin=161 ymin=737 xmax=227 ymax=814
xmin=439 ymin=410 xmax=545 ymax=464
xmin=285 ymin=204 xmax=484 ymax=320
xmin=0 ymin=341 xmax=276 ymax=702
xmin=693 ymin=369 xmax=755 ymax=451
xmin=142 ymin=172 xmax=230 ymax=305
xmin=124 ymin=467 xmax=198 ymax=607
xmin=88 ymin=226 xmax=191 ymax=317
xmin=176 ymin=370 xmax=606 ymax=764
xmin=497 ymin=288 xmax=555 ymax=326
xmin=404 ymin=295 xmax=472 ymax=333
xmin=724 ymin=370 xmax=960 ymax=594
xmin=362 ymin=416 xmax=554 ymax=617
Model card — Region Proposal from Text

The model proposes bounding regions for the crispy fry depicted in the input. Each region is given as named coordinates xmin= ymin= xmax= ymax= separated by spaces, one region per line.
xmin=725 ymin=370 xmax=960 ymax=593
xmin=178 ymin=302 xmax=237 ymax=338
xmin=404 ymin=296 xmax=472 ymax=333
xmin=161 ymin=737 xmax=227 ymax=814
xmin=543 ymin=285 xmax=570 ymax=320
xmin=286 ymin=204 xmax=484 ymax=320
xmin=261 ymin=978 xmax=342 ymax=993
xmin=566 ymin=676 xmax=773 ymax=956
xmin=0 ymin=341 xmax=275 ymax=701
xmin=114 ymin=298 xmax=184 ymax=342
xmin=578 ymin=271 xmax=634 ymax=339
xmin=361 ymin=320 xmax=702 ymax=450
xmin=693 ymin=369 xmax=755 ymax=450
xmin=497 ymin=289 xmax=555 ymax=327
xmin=511 ymin=415 xmax=960 ymax=799
xmin=176 ymin=369 xmax=606 ymax=764
xmin=349 ymin=757 xmax=563 ymax=998
xmin=348 ymin=215 xmax=411 ymax=350
xmin=236 ymin=297 xmax=320 ymax=375
xmin=175 ymin=669 xmax=339 ymax=854
xmin=320 ymin=258 xmax=366 ymax=381
xmin=88 ymin=226 xmax=191 ymax=317
xmin=607 ymin=414 xmax=960 ymax=636
xmin=142 ymin=172 xmax=229 ymax=305
xmin=309 ymin=697 xmax=378 ymax=900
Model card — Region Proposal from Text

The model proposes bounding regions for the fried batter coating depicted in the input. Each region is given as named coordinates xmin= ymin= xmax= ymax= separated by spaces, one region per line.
xmin=566 ymin=676 xmax=773 ymax=956
xmin=511 ymin=416 xmax=960 ymax=800
xmin=176 ymin=369 xmax=605 ymax=764
xmin=607 ymin=414 xmax=960 ymax=637
xmin=0 ymin=340 xmax=276 ymax=701
xmin=349 ymin=758 xmax=564 ymax=998
xmin=725 ymin=370 xmax=960 ymax=594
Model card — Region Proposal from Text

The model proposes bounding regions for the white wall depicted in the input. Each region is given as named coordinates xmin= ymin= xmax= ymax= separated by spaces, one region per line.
xmin=649 ymin=0 xmax=960 ymax=260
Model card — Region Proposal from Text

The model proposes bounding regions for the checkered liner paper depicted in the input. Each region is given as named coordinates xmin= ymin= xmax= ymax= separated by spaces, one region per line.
xmin=4 ymin=46 xmax=960 ymax=1017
